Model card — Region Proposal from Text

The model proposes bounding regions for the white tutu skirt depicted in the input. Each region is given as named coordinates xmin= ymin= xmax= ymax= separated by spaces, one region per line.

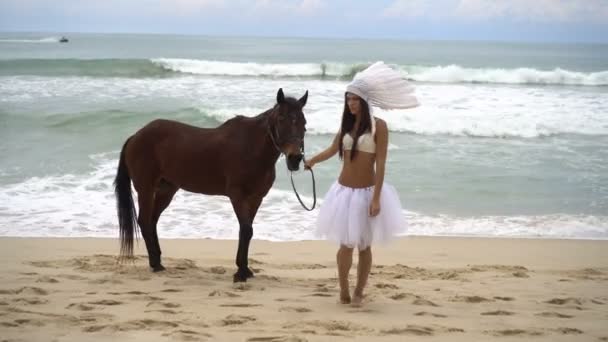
xmin=315 ymin=182 xmax=405 ymax=249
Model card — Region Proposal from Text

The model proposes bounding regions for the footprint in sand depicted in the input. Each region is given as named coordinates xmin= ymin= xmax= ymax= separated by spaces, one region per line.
xmin=381 ymin=325 xmax=434 ymax=336
xmin=162 ymin=288 xmax=183 ymax=293
xmin=247 ymin=335 xmax=307 ymax=342
xmin=88 ymin=299 xmax=123 ymax=306
xmin=9 ymin=318 xmax=46 ymax=327
xmin=57 ymin=274 xmax=88 ymax=281
xmin=9 ymin=287 xmax=49 ymax=296
xmin=279 ymin=306 xmax=312 ymax=313
xmin=307 ymin=293 xmax=332 ymax=297
xmin=207 ymin=266 xmax=227 ymax=274
xmin=219 ymin=314 xmax=257 ymax=326
xmin=89 ymin=277 xmax=123 ymax=285
xmin=1 ymin=321 xmax=20 ymax=327
xmin=546 ymin=297 xmax=583 ymax=305
xmin=219 ymin=303 xmax=263 ymax=308
xmin=146 ymin=301 xmax=181 ymax=309
xmin=415 ymin=311 xmax=447 ymax=318
xmin=275 ymin=298 xmax=306 ymax=303
xmin=412 ymin=298 xmax=440 ymax=307
xmin=512 ymin=271 xmax=529 ymax=278
xmin=144 ymin=309 xmax=180 ymax=314
xmin=486 ymin=329 xmax=543 ymax=337
xmin=66 ymin=303 xmax=95 ymax=311
xmin=83 ymin=319 xmax=179 ymax=333
xmin=375 ymin=283 xmax=399 ymax=290
xmin=314 ymin=284 xmax=330 ymax=293
xmin=451 ymin=296 xmax=492 ymax=303
xmin=389 ymin=292 xmax=418 ymax=301
xmin=35 ymin=276 xmax=59 ymax=283
xmin=481 ymin=310 xmax=514 ymax=316
xmin=13 ymin=298 xmax=49 ymax=305
xmin=536 ymin=312 xmax=573 ymax=318
xmin=209 ymin=290 xmax=240 ymax=298
xmin=283 ymin=320 xmax=372 ymax=335
xmin=162 ymin=329 xmax=214 ymax=341
xmin=554 ymin=328 xmax=583 ymax=335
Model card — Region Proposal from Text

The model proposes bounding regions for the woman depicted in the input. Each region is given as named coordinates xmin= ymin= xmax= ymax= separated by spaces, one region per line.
xmin=305 ymin=62 xmax=418 ymax=306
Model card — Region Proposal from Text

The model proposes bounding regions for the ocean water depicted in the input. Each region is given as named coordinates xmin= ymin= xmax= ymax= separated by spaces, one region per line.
xmin=1 ymin=32 xmax=607 ymax=240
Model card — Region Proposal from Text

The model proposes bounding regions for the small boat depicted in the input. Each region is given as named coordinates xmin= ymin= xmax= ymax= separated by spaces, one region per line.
xmin=59 ymin=36 xmax=69 ymax=43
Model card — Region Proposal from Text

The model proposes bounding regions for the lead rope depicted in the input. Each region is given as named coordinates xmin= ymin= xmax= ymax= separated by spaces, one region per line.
xmin=290 ymin=140 xmax=316 ymax=211
xmin=267 ymin=122 xmax=316 ymax=211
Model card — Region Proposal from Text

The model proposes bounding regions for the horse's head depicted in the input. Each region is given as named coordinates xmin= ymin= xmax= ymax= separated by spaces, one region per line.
xmin=269 ymin=88 xmax=308 ymax=171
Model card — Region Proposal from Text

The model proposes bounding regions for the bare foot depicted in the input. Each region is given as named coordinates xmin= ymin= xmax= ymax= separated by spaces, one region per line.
xmin=351 ymin=294 xmax=364 ymax=307
xmin=340 ymin=290 xmax=351 ymax=304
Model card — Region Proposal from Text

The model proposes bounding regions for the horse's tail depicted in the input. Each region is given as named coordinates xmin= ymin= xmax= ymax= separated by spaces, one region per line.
xmin=114 ymin=137 xmax=137 ymax=259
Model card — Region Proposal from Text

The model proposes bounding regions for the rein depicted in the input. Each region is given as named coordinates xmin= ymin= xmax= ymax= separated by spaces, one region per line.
xmin=267 ymin=120 xmax=317 ymax=211
xmin=290 ymin=141 xmax=316 ymax=211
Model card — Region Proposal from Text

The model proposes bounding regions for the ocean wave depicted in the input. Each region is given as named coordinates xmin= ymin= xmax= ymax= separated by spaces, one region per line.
xmin=403 ymin=65 xmax=608 ymax=87
xmin=0 ymin=59 xmax=175 ymax=78
xmin=154 ymin=59 xmax=608 ymax=86
xmin=2 ymin=58 xmax=607 ymax=86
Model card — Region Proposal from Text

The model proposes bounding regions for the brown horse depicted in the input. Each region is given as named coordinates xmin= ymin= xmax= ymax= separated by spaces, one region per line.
xmin=114 ymin=88 xmax=308 ymax=282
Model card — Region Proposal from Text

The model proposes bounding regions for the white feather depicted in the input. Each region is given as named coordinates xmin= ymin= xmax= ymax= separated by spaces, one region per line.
xmin=347 ymin=61 xmax=419 ymax=110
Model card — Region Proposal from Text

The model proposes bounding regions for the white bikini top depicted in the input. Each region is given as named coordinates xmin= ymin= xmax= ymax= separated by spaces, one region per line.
xmin=342 ymin=117 xmax=377 ymax=154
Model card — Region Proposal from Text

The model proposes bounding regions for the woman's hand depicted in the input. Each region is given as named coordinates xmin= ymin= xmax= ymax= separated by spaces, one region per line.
xmin=304 ymin=159 xmax=316 ymax=170
xmin=369 ymin=198 xmax=381 ymax=217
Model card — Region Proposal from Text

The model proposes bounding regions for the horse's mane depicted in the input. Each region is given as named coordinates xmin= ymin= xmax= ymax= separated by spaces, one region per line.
xmin=219 ymin=97 xmax=301 ymax=129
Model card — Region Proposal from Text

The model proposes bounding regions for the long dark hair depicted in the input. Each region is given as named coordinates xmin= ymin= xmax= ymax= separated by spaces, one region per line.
xmin=338 ymin=93 xmax=372 ymax=161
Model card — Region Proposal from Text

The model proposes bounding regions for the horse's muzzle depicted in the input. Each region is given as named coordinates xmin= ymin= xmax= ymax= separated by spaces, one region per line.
xmin=286 ymin=153 xmax=303 ymax=171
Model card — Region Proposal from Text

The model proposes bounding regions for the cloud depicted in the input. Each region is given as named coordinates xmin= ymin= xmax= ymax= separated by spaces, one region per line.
xmin=253 ymin=0 xmax=326 ymax=15
xmin=382 ymin=0 xmax=608 ymax=23
xmin=167 ymin=0 xmax=227 ymax=14
xmin=455 ymin=0 xmax=608 ymax=22
xmin=299 ymin=0 xmax=325 ymax=14
xmin=382 ymin=0 xmax=433 ymax=18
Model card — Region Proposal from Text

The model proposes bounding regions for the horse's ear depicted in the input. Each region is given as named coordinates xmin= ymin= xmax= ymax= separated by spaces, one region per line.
xmin=298 ymin=90 xmax=308 ymax=107
xmin=276 ymin=88 xmax=285 ymax=104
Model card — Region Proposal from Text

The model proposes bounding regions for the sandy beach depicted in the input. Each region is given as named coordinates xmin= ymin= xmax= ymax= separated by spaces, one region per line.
xmin=0 ymin=236 xmax=606 ymax=341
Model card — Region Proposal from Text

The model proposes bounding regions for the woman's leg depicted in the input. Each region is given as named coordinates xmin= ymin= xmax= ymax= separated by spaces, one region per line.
xmin=353 ymin=246 xmax=372 ymax=306
xmin=337 ymin=245 xmax=354 ymax=304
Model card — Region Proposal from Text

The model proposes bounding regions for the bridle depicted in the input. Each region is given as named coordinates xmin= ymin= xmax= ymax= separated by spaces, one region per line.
xmin=267 ymin=114 xmax=316 ymax=211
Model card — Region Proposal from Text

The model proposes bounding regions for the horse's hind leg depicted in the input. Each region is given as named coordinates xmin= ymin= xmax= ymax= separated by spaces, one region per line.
xmin=136 ymin=186 xmax=164 ymax=272
xmin=149 ymin=181 xmax=179 ymax=272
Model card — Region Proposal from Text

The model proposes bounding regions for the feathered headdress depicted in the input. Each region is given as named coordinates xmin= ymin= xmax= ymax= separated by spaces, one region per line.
xmin=346 ymin=61 xmax=419 ymax=110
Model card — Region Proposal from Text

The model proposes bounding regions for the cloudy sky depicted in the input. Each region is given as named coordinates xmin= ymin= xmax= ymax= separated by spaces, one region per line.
xmin=1 ymin=0 xmax=607 ymax=42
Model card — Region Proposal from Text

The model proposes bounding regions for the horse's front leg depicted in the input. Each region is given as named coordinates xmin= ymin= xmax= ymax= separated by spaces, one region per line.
xmin=235 ymin=223 xmax=254 ymax=281
xmin=230 ymin=195 xmax=263 ymax=282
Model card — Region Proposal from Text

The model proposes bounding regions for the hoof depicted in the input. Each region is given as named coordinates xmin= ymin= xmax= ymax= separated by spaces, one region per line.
xmin=233 ymin=268 xmax=254 ymax=282
xmin=233 ymin=272 xmax=248 ymax=283
xmin=151 ymin=264 xmax=166 ymax=272
xmin=244 ymin=267 xmax=255 ymax=279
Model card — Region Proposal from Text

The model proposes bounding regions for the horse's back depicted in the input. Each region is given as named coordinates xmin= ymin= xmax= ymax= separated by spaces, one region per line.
xmin=125 ymin=118 xmax=258 ymax=194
